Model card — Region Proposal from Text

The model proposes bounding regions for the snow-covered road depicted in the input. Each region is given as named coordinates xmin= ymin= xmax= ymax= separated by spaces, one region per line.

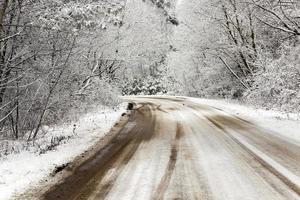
xmin=40 ymin=96 xmax=300 ymax=200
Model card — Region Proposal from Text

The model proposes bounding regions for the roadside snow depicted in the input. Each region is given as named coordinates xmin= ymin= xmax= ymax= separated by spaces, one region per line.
xmin=187 ymin=98 xmax=300 ymax=144
xmin=0 ymin=103 xmax=126 ymax=200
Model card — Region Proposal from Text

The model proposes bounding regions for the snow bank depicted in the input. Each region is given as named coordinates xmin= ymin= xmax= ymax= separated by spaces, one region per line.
xmin=187 ymin=97 xmax=300 ymax=144
xmin=0 ymin=103 xmax=126 ymax=199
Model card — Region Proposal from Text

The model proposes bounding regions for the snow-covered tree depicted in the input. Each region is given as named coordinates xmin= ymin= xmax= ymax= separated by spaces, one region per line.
xmin=0 ymin=0 xmax=126 ymax=139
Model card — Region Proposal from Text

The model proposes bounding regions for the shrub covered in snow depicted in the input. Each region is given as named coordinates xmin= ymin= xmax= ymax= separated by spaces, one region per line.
xmin=122 ymin=75 xmax=168 ymax=95
xmin=244 ymin=45 xmax=300 ymax=112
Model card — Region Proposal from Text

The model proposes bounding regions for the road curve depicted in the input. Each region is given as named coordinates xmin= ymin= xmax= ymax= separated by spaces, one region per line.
xmin=43 ymin=96 xmax=300 ymax=200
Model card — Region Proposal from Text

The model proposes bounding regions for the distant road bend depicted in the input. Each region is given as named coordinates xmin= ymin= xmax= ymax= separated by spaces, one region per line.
xmin=44 ymin=96 xmax=300 ymax=200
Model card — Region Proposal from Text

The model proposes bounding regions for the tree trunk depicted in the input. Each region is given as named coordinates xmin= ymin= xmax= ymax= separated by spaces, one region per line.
xmin=0 ymin=0 xmax=9 ymax=31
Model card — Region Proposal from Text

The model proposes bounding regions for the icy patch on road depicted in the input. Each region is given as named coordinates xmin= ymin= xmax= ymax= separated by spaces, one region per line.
xmin=0 ymin=103 xmax=126 ymax=200
xmin=187 ymin=97 xmax=300 ymax=144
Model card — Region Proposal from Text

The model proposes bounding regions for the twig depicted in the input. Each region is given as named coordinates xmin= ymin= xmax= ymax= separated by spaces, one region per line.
xmin=0 ymin=31 xmax=21 ymax=42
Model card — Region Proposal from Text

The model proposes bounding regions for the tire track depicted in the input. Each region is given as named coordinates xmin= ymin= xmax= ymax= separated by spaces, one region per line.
xmin=152 ymin=123 xmax=184 ymax=200
xmin=205 ymin=116 xmax=300 ymax=197
xmin=43 ymin=104 xmax=156 ymax=200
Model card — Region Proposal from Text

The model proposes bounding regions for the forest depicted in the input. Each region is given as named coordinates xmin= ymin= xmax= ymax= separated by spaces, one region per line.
xmin=0 ymin=0 xmax=299 ymax=141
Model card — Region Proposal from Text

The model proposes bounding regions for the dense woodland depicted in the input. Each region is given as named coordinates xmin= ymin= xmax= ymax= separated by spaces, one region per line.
xmin=171 ymin=0 xmax=300 ymax=112
xmin=0 ymin=0 xmax=299 ymax=141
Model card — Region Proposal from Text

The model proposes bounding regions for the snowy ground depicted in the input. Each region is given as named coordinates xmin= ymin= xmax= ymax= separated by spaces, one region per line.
xmin=188 ymin=97 xmax=300 ymax=144
xmin=0 ymin=103 xmax=126 ymax=200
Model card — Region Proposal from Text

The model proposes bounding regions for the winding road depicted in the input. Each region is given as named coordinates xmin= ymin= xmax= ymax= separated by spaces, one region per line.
xmin=43 ymin=96 xmax=300 ymax=200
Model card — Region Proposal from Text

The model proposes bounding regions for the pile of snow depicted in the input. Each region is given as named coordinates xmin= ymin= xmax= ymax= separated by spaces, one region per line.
xmin=188 ymin=98 xmax=300 ymax=144
xmin=0 ymin=103 xmax=126 ymax=199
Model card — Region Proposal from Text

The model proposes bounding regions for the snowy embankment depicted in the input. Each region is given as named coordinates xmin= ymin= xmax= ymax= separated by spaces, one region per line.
xmin=0 ymin=103 xmax=126 ymax=199
xmin=189 ymin=98 xmax=300 ymax=144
